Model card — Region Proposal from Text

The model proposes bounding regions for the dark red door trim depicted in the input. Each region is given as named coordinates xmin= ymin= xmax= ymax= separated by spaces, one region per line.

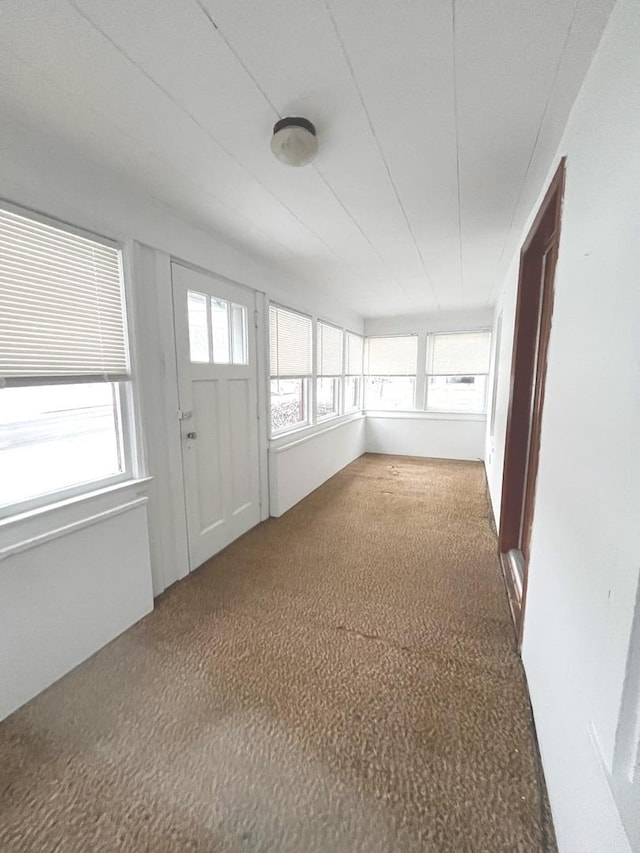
xmin=498 ymin=158 xmax=566 ymax=645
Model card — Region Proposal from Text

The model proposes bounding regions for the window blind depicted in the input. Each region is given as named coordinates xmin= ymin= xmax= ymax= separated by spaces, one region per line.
xmin=346 ymin=332 xmax=364 ymax=375
xmin=365 ymin=335 xmax=418 ymax=375
xmin=0 ymin=207 xmax=129 ymax=386
xmin=317 ymin=321 xmax=343 ymax=376
xmin=428 ymin=331 xmax=491 ymax=375
xmin=269 ymin=304 xmax=312 ymax=377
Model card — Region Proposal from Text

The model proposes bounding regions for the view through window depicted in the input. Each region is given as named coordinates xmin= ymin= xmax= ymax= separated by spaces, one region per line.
xmin=0 ymin=206 xmax=133 ymax=515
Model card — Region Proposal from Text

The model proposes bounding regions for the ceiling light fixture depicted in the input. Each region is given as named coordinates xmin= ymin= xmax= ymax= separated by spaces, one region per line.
xmin=270 ymin=117 xmax=318 ymax=167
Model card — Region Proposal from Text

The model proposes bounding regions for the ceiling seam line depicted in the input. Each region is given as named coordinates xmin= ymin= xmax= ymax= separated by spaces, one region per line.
xmin=322 ymin=0 xmax=441 ymax=309
xmin=311 ymin=166 xmax=414 ymax=304
xmin=191 ymin=0 xmax=401 ymax=303
xmin=192 ymin=0 xmax=280 ymax=115
xmin=65 ymin=0 xmax=364 ymax=276
xmin=451 ymin=0 xmax=465 ymax=306
xmin=485 ymin=0 xmax=580 ymax=305
xmin=0 ymin=41 xmax=301 ymax=263
xmin=190 ymin=0 xmax=394 ymax=294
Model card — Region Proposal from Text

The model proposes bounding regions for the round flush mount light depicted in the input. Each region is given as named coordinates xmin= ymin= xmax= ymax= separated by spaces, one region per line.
xmin=270 ymin=117 xmax=318 ymax=167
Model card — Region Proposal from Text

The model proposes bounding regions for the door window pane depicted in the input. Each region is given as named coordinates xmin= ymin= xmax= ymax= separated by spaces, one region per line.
xmin=0 ymin=383 xmax=123 ymax=508
xmin=231 ymin=303 xmax=248 ymax=365
xmin=426 ymin=375 xmax=487 ymax=413
xmin=365 ymin=377 xmax=415 ymax=409
xmin=187 ymin=290 xmax=210 ymax=363
xmin=210 ymin=298 xmax=231 ymax=364
xmin=317 ymin=377 xmax=339 ymax=419
xmin=270 ymin=378 xmax=308 ymax=434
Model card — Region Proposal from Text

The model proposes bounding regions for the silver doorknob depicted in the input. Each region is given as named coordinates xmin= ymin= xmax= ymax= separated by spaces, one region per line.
xmin=185 ymin=431 xmax=197 ymax=440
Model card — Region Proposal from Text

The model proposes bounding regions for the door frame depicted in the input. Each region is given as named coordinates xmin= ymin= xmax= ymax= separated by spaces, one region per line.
xmin=498 ymin=158 xmax=566 ymax=645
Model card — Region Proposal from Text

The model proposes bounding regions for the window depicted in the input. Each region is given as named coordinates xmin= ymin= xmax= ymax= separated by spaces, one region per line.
xmin=187 ymin=291 xmax=247 ymax=365
xmin=267 ymin=305 xmax=361 ymax=437
xmin=0 ymin=384 xmax=124 ymax=508
xmin=345 ymin=332 xmax=364 ymax=411
xmin=269 ymin=305 xmax=312 ymax=435
xmin=0 ymin=206 xmax=134 ymax=516
xmin=316 ymin=321 xmax=343 ymax=420
xmin=364 ymin=335 xmax=417 ymax=410
xmin=426 ymin=331 xmax=491 ymax=413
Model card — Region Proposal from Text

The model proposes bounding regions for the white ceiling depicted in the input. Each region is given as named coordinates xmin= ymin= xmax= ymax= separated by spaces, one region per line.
xmin=0 ymin=0 xmax=615 ymax=316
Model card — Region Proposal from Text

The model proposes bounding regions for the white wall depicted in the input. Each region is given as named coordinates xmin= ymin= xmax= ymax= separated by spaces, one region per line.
xmin=364 ymin=308 xmax=494 ymax=336
xmin=366 ymin=413 xmax=485 ymax=461
xmin=0 ymin=491 xmax=153 ymax=720
xmin=485 ymin=1 xmax=640 ymax=849
xmin=364 ymin=308 xmax=491 ymax=461
xmin=269 ymin=416 xmax=366 ymax=516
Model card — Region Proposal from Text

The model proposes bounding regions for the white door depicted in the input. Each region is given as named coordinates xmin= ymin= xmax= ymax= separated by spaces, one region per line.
xmin=172 ymin=262 xmax=261 ymax=569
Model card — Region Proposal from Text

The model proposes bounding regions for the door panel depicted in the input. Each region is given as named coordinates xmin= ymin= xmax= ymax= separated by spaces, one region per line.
xmin=228 ymin=379 xmax=253 ymax=515
xmin=172 ymin=262 xmax=261 ymax=570
xmin=191 ymin=379 xmax=224 ymax=533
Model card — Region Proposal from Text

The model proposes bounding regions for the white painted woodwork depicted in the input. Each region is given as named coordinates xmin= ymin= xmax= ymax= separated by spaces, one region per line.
xmin=366 ymin=413 xmax=485 ymax=462
xmin=0 ymin=495 xmax=153 ymax=720
xmin=269 ymin=416 xmax=365 ymax=517
xmin=172 ymin=262 xmax=261 ymax=569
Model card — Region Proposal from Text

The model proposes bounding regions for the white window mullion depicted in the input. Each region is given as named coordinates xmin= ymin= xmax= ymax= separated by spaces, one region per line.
xmin=341 ymin=329 xmax=346 ymax=415
xmin=311 ymin=317 xmax=318 ymax=425
xmin=415 ymin=332 xmax=428 ymax=410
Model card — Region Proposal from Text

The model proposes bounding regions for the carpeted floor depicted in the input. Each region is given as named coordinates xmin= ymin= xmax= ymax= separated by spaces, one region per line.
xmin=0 ymin=454 xmax=555 ymax=852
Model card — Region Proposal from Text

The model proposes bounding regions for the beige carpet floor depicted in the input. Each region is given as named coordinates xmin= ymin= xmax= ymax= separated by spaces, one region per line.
xmin=0 ymin=454 xmax=555 ymax=852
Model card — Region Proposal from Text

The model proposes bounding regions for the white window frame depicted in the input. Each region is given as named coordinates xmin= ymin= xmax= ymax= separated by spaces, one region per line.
xmin=424 ymin=329 xmax=492 ymax=415
xmin=0 ymin=202 xmax=140 ymax=520
xmin=268 ymin=303 xmax=314 ymax=438
xmin=316 ymin=321 xmax=344 ymax=423
xmin=364 ymin=334 xmax=418 ymax=412
xmin=344 ymin=374 xmax=363 ymax=413
xmin=186 ymin=289 xmax=249 ymax=366
xmin=267 ymin=305 xmax=364 ymax=442
xmin=344 ymin=331 xmax=364 ymax=413
xmin=269 ymin=376 xmax=311 ymax=438
xmin=316 ymin=375 xmax=342 ymax=421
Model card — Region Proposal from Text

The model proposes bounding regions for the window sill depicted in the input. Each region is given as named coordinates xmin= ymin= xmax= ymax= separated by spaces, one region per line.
xmin=364 ymin=409 xmax=486 ymax=421
xmin=0 ymin=477 xmax=153 ymax=560
xmin=270 ymin=411 xmax=364 ymax=452
xmin=317 ymin=412 xmax=340 ymax=424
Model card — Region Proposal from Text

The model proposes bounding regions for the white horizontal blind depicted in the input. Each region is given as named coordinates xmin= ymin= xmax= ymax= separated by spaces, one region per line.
xmin=0 ymin=207 xmax=129 ymax=385
xmin=346 ymin=332 xmax=364 ymax=375
xmin=269 ymin=304 xmax=312 ymax=377
xmin=317 ymin=321 xmax=343 ymax=376
xmin=365 ymin=335 xmax=418 ymax=375
xmin=429 ymin=331 xmax=491 ymax=375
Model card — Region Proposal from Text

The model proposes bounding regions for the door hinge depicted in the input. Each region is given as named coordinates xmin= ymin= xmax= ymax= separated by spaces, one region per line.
xmin=178 ymin=409 xmax=193 ymax=421
xmin=254 ymin=309 xmax=259 ymax=330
